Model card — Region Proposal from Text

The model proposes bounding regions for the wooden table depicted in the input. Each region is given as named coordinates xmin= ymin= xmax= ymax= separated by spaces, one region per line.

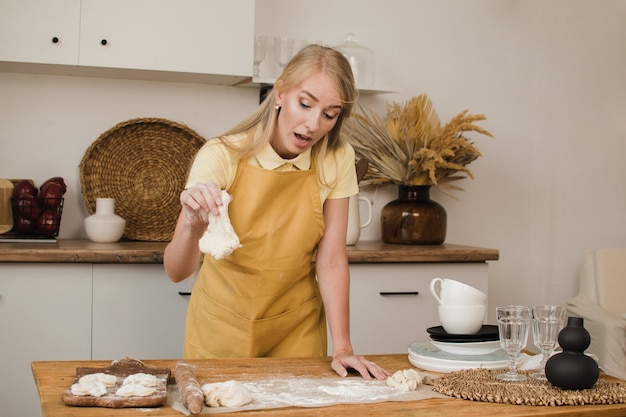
xmin=32 ymin=354 xmax=626 ymax=417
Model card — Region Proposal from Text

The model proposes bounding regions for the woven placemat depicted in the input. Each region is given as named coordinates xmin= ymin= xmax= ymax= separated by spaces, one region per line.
xmin=430 ymin=368 xmax=626 ymax=406
xmin=80 ymin=118 xmax=206 ymax=241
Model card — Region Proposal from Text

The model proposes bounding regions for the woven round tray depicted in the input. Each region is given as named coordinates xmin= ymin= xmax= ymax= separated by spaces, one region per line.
xmin=80 ymin=118 xmax=206 ymax=241
xmin=430 ymin=368 xmax=626 ymax=406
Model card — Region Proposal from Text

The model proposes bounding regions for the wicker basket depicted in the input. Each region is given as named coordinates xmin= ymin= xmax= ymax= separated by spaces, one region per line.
xmin=79 ymin=118 xmax=206 ymax=241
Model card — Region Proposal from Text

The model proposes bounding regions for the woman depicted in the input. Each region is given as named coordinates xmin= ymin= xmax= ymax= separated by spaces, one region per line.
xmin=164 ymin=45 xmax=389 ymax=380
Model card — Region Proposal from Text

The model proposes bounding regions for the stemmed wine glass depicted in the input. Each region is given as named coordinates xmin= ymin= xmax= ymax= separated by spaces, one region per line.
xmin=531 ymin=305 xmax=566 ymax=380
xmin=273 ymin=37 xmax=295 ymax=72
xmin=253 ymin=35 xmax=268 ymax=78
xmin=496 ymin=305 xmax=532 ymax=382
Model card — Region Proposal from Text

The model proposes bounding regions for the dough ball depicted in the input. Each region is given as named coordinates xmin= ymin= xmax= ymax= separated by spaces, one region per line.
xmin=115 ymin=383 xmax=157 ymax=397
xmin=79 ymin=372 xmax=118 ymax=387
xmin=201 ymin=380 xmax=252 ymax=408
xmin=386 ymin=369 xmax=423 ymax=392
xmin=71 ymin=380 xmax=107 ymax=397
xmin=70 ymin=373 xmax=117 ymax=397
xmin=123 ymin=373 xmax=159 ymax=387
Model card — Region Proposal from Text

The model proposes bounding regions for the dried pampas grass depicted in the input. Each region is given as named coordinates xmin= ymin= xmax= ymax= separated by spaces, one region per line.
xmin=344 ymin=94 xmax=493 ymax=197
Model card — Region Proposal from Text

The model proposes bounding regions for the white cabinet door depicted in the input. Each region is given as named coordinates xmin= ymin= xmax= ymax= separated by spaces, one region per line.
xmin=0 ymin=0 xmax=80 ymax=65
xmin=0 ymin=264 xmax=92 ymax=417
xmin=347 ymin=263 xmax=488 ymax=355
xmin=92 ymin=264 xmax=191 ymax=360
xmin=79 ymin=0 xmax=254 ymax=76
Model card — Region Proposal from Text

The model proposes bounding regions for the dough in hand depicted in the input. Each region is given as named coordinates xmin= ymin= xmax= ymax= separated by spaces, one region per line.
xmin=201 ymin=380 xmax=252 ymax=408
xmin=198 ymin=190 xmax=242 ymax=260
xmin=386 ymin=369 xmax=423 ymax=392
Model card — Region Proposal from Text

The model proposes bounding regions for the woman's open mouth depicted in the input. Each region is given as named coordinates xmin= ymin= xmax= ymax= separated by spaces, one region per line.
xmin=295 ymin=132 xmax=310 ymax=142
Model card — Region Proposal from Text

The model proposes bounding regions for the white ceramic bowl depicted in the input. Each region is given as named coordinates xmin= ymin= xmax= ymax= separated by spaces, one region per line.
xmin=438 ymin=304 xmax=485 ymax=335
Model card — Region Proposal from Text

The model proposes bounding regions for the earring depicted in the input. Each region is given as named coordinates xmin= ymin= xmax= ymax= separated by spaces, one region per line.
xmin=275 ymin=105 xmax=281 ymax=111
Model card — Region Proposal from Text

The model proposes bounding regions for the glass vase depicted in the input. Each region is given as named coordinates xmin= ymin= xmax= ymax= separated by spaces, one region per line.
xmin=380 ymin=185 xmax=446 ymax=244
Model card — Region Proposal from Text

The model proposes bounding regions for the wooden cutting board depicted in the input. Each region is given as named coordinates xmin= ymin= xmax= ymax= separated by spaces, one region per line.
xmin=62 ymin=358 xmax=171 ymax=408
xmin=0 ymin=179 xmax=14 ymax=234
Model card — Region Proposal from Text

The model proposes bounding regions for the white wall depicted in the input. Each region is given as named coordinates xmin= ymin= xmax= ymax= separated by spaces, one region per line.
xmin=257 ymin=0 xmax=626 ymax=322
xmin=2 ymin=0 xmax=625 ymax=324
xmin=0 ymin=74 xmax=259 ymax=237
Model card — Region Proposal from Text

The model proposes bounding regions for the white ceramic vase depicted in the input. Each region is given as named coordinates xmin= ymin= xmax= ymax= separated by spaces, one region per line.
xmin=84 ymin=198 xmax=125 ymax=243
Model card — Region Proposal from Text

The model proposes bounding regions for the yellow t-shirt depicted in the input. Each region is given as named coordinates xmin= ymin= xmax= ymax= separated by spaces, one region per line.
xmin=186 ymin=131 xmax=358 ymax=203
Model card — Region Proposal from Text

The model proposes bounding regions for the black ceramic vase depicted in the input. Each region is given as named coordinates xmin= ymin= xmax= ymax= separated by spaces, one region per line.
xmin=545 ymin=316 xmax=599 ymax=390
xmin=380 ymin=185 xmax=446 ymax=245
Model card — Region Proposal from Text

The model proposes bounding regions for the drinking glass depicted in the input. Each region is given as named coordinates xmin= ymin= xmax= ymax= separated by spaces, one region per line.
xmin=253 ymin=35 xmax=268 ymax=77
xmin=496 ymin=305 xmax=531 ymax=382
xmin=273 ymin=37 xmax=295 ymax=72
xmin=530 ymin=305 xmax=566 ymax=380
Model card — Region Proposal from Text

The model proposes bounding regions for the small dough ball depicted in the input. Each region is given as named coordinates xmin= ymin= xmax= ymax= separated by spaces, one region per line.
xmin=201 ymin=380 xmax=252 ymax=408
xmin=79 ymin=373 xmax=118 ymax=387
xmin=123 ymin=373 xmax=159 ymax=387
xmin=386 ymin=369 xmax=423 ymax=392
xmin=71 ymin=380 xmax=107 ymax=397
xmin=115 ymin=383 xmax=157 ymax=397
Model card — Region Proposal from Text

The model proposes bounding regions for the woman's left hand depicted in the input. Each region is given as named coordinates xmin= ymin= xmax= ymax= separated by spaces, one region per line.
xmin=331 ymin=353 xmax=391 ymax=380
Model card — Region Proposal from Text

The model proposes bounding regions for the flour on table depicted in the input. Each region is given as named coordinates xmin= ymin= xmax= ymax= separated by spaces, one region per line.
xmin=201 ymin=380 xmax=252 ymax=407
xmin=386 ymin=369 xmax=423 ymax=392
xmin=198 ymin=190 xmax=242 ymax=260
xmin=170 ymin=376 xmax=448 ymax=414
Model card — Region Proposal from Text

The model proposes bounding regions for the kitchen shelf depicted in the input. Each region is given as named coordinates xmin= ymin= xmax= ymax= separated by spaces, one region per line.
xmin=236 ymin=77 xmax=399 ymax=95
xmin=0 ymin=239 xmax=498 ymax=264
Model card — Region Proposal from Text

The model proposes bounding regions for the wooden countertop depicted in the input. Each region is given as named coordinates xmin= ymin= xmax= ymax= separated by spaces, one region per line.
xmin=0 ymin=239 xmax=499 ymax=264
xmin=32 ymin=355 xmax=626 ymax=417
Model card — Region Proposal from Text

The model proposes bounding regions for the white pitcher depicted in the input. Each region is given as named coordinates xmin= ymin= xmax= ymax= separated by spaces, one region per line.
xmin=346 ymin=194 xmax=372 ymax=245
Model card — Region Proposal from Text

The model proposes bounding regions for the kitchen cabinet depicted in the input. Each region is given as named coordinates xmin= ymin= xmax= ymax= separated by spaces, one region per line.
xmin=91 ymin=264 xmax=191 ymax=360
xmin=79 ymin=0 xmax=253 ymax=78
xmin=0 ymin=264 xmax=92 ymax=417
xmin=0 ymin=0 xmax=255 ymax=85
xmin=0 ymin=0 xmax=80 ymax=65
xmin=0 ymin=241 xmax=496 ymax=417
xmin=347 ymin=263 xmax=488 ymax=354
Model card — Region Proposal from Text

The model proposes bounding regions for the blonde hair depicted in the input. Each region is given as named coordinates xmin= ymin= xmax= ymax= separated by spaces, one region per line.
xmin=218 ymin=44 xmax=357 ymax=183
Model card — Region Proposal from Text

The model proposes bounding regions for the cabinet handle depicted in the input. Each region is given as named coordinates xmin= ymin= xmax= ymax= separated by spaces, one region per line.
xmin=51 ymin=37 xmax=59 ymax=44
xmin=178 ymin=291 xmax=192 ymax=296
xmin=100 ymin=39 xmax=108 ymax=46
xmin=379 ymin=291 xmax=419 ymax=296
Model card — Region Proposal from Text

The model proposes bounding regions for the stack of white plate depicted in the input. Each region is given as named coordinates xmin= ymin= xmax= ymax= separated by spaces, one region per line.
xmin=408 ymin=325 xmax=508 ymax=373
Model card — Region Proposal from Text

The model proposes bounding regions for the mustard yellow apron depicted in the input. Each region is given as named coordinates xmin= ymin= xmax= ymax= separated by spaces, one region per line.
xmin=183 ymin=159 xmax=326 ymax=358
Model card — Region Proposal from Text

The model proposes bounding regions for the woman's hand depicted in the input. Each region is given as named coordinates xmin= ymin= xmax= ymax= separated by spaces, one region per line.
xmin=180 ymin=182 xmax=224 ymax=226
xmin=331 ymin=352 xmax=391 ymax=380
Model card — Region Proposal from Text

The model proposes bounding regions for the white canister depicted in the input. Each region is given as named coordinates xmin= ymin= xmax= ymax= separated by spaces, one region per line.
xmin=346 ymin=194 xmax=373 ymax=245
